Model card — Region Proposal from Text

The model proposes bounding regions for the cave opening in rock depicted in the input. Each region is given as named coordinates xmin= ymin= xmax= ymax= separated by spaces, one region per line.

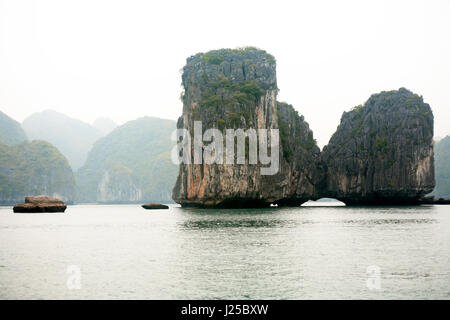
xmin=301 ymin=198 xmax=346 ymax=206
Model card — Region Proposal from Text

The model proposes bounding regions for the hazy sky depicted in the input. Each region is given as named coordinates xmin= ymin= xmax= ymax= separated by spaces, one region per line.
xmin=1 ymin=0 xmax=449 ymax=147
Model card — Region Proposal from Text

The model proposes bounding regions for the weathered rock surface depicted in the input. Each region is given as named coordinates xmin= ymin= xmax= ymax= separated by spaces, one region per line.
xmin=13 ymin=195 xmax=67 ymax=213
xmin=172 ymin=47 xmax=322 ymax=207
xmin=142 ymin=203 xmax=169 ymax=209
xmin=321 ymin=88 xmax=434 ymax=205
xmin=172 ymin=48 xmax=435 ymax=207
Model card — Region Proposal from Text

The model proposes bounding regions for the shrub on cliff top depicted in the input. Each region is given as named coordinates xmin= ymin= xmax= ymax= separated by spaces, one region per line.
xmin=199 ymin=80 xmax=264 ymax=108
xmin=202 ymin=54 xmax=225 ymax=65
xmin=194 ymin=47 xmax=276 ymax=65
xmin=351 ymin=104 xmax=364 ymax=116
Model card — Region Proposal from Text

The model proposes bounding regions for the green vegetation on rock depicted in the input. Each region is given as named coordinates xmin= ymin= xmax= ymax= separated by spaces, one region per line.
xmin=199 ymin=78 xmax=264 ymax=108
xmin=202 ymin=53 xmax=225 ymax=65
xmin=178 ymin=46 xmax=278 ymax=138
xmin=198 ymin=47 xmax=275 ymax=65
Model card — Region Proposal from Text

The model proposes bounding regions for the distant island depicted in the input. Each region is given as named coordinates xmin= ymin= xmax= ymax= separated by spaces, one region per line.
xmin=75 ymin=116 xmax=177 ymax=204
xmin=433 ymin=135 xmax=450 ymax=199
xmin=0 ymin=140 xmax=75 ymax=205
xmin=0 ymin=111 xmax=177 ymax=205
xmin=22 ymin=109 xmax=113 ymax=170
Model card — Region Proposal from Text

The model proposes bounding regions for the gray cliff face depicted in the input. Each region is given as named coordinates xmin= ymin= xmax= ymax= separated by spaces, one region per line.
xmin=172 ymin=48 xmax=321 ymax=207
xmin=172 ymin=48 xmax=435 ymax=207
xmin=321 ymin=88 xmax=435 ymax=205
xmin=274 ymin=102 xmax=324 ymax=205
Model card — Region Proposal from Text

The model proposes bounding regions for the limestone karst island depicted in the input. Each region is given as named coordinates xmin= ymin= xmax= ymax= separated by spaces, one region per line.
xmin=172 ymin=47 xmax=435 ymax=208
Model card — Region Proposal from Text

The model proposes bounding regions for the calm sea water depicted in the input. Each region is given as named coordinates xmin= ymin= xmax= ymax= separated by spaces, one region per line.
xmin=0 ymin=202 xmax=449 ymax=300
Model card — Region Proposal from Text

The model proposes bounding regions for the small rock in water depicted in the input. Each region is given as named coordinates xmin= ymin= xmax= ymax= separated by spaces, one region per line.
xmin=13 ymin=195 xmax=67 ymax=213
xmin=142 ymin=203 xmax=169 ymax=210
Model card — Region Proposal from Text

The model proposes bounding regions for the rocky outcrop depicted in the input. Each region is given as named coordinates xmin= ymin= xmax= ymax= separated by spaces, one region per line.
xmin=274 ymin=102 xmax=325 ymax=205
xmin=321 ymin=88 xmax=434 ymax=205
xmin=172 ymin=47 xmax=322 ymax=207
xmin=142 ymin=203 xmax=169 ymax=209
xmin=13 ymin=195 xmax=67 ymax=213
xmin=172 ymin=48 xmax=435 ymax=207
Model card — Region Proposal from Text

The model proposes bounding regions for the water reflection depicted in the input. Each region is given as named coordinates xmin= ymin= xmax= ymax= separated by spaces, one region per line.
xmin=341 ymin=218 xmax=436 ymax=225
xmin=387 ymin=271 xmax=431 ymax=279
xmin=181 ymin=219 xmax=286 ymax=230
xmin=176 ymin=207 xmax=281 ymax=216
xmin=341 ymin=205 xmax=436 ymax=212
xmin=175 ymin=205 xmax=323 ymax=230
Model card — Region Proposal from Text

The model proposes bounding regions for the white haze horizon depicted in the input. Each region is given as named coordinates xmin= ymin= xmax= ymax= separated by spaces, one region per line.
xmin=1 ymin=0 xmax=449 ymax=148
